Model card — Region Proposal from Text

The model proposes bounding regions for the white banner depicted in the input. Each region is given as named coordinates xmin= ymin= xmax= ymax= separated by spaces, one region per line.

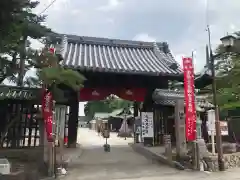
xmin=207 ymin=110 xmax=215 ymax=131
xmin=207 ymin=110 xmax=228 ymax=136
xmin=141 ymin=112 xmax=154 ymax=138
xmin=55 ymin=105 xmax=67 ymax=140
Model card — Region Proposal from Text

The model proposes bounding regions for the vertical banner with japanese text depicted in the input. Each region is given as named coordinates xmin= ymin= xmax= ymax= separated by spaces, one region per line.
xmin=42 ymin=89 xmax=54 ymax=142
xmin=141 ymin=112 xmax=154 ymax=138
xmin=182 ymin=57 xmax=197 ymax=141
xmin=41 ymin=48 xmax=55 ymax=142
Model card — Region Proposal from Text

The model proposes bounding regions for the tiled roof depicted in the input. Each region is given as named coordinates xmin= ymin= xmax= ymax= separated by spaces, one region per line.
xmin=152 ymin=89 xmax=214 ymax=108
xmin=0 ymin=85 xmax=39 ymax=100
xmin=53 ymin=34 xmax=182 ymax=76
xmin=93 ymin=112 xmax=110 ymax=119
xmin=110 ymin=107 xmax=134 ymax=117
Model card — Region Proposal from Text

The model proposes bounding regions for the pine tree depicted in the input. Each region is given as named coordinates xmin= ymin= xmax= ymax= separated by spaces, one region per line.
xmin=0 ymin=0 xmax=51 ymax=84
xmin=26 ymin=48 xmax=86 ymax=96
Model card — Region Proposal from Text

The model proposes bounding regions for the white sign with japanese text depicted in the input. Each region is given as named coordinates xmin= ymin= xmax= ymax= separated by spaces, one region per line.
xmin=141 ymin=112 xmax=154 ymax=138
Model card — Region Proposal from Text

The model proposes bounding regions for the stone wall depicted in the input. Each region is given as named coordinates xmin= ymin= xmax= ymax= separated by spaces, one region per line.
xmin=0 ymin=148 xmax=44 ymax=180
xmin=0 ymin=147 xmax=43 ymax=162
xmin=224 ymin=152 xmax=240 ymax=169
xmin=203 ymin=152 xmax=240 ymax=171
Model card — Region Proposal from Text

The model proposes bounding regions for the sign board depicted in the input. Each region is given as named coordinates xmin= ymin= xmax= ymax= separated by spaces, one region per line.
xmin=182 ymin=57 xmax=197 ymax=141
xmin=55 ymin=105 xmax=67 ymax=140
xmin=207 ymin=121 xmax=228 ymax=136
xmin=207 ymin=110 xmax=215 ymax=131
xmin=141 ymin=112 xmax=154 ymax=138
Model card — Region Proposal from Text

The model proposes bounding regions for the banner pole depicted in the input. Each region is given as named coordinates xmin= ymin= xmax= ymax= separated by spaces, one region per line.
xmin=211 ymin=131 xmax=215 ymax=155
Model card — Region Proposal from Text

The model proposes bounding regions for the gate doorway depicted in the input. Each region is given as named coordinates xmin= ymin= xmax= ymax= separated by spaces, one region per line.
xmin=49 ymin=33 xmax=183 ymax=147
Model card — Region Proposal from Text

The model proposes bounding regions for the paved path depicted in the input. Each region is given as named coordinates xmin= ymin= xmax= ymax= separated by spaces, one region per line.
xmin=62 ymin=128 xmax=240 ymax=180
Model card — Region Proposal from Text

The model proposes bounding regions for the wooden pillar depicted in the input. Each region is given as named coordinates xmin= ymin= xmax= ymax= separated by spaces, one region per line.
xmin=142 ymin=88 xmax=155 ymax=146
xmin=133 ymin=102 xmax=139 ymax=117
xmin=68 ymin=91 xmax=79 ymax=148
xmin=133 ymin=102 xmax=140 ymax=143
xmin=142 ymin=89 xmax=154 ymax=112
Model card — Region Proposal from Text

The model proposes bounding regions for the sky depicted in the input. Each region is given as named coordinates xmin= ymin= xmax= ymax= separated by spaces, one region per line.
xmin=9 ymin=0 xmax=240 ymax=116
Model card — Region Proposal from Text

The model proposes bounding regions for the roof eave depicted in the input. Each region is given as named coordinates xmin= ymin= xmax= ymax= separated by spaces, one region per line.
xmin=63 ymin=64 xmax=183 ymax=78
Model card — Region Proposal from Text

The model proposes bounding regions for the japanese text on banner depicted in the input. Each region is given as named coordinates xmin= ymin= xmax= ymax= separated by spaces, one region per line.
xmin=42 ymin=90 xmax=53 ymax=142
xmin=182 ymin=57 xmax=197 ymax=141
xmin=141 ymin=112 xmax=154 ymax=138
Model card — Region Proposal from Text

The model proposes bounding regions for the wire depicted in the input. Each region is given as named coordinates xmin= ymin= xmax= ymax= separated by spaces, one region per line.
xmin=39 ymin=0 xmax=58 ymax=15
xmin=205 ymin=0 xmax=209 ymax=28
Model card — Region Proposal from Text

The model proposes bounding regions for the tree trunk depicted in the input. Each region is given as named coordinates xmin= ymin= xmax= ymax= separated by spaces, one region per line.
xmin=17 ymin=36 xmax=27 ymax=86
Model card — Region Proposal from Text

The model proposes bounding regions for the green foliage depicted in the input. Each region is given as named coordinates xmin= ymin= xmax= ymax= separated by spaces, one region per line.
xmin=26 ymin=49 xmax=86 ymax=92
xmin=213 ymin=34 xmax=240 ymax=110
xmin=84 ymin=96 xmax=133 ymax=118
xmin=0 ymin=0 xmax=51 ymax=84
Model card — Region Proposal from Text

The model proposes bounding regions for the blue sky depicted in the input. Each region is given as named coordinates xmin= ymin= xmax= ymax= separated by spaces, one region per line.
xmin=13 ymin=0 xmax=240 ymax=115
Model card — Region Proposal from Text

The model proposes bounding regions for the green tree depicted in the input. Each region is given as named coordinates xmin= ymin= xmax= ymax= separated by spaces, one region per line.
xmin=0 ymin=0 xmax=29 ymax=51
xmin=26 ymin=48 xmax=85 ymax=94
xmin=0 ymin=0 xmax=51 ymax=84
xmin=212 ymin=32 xmax=240 ymax=110
xmin=84 ymin=96 xmax=133 ymax=118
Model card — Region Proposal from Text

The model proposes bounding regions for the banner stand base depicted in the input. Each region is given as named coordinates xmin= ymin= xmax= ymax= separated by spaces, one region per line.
xmin=143 ymin=137 xmax=153 ymax=146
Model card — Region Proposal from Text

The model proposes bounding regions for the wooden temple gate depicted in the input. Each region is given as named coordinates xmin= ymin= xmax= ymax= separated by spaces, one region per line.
xmin=0 ymin=33 xmax=214 ymax=149
xmin=48 ymin=33 xmax=184 ymax=147
xmin=151 ymin=89 xmax=214 ymax=146
xmin=0 ymin=86 xmax=41 ymax=149
xmin=0 ymin=85 xmax=70 ymax=149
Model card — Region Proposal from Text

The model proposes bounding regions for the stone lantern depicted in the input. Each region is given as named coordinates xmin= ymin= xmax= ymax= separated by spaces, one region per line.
xmin=196 ymin=106 xmax=204 ymax=139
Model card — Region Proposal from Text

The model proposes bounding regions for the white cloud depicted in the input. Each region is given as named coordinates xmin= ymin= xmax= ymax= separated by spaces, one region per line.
xmin=105 ymin=18 xmax=115 ymax=24
xmin=70 ymin=9 xmax=81 ymax=15
xmin=31 ymin=0 xmax=240 ymax=74
xmin=133 ymin=33 xmax=156 ymax=42
xmin=97 ymin=0 xmax=122 ymax=11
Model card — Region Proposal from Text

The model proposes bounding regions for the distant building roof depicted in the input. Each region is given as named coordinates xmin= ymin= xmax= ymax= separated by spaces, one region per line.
xmin=93 ymin=107 xmax=134 ymax=120
xmin=50 ymin=34 xmax=182 ymax=76
xmin=153 ymin=89 xmax=214 ymax=109
xmin=78 ymin=116 xmax=90 ymax=122
xmin=93 ymin=112 xmax=110 ymax=120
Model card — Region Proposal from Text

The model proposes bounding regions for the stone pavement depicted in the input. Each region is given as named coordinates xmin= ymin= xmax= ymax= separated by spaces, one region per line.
xmin=60 ymin=128 xmax=240 ymax=180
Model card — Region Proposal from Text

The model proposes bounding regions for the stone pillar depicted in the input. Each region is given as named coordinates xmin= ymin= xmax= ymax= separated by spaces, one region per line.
xmin=164 ymin=135 xmax=172 ymax=161
xmin=196 ymin=115 xmax=202 ymax=139
xmin=174 ymin=100 xmax=187 ymax=158
xmin=195 ymin=116 xmax=208 ymax=171
xmin=67 ymin=91 xmax=79 ymax=148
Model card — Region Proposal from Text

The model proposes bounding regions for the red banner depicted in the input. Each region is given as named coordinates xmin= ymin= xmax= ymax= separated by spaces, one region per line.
xmin=183 ymin=57 xmax=196 ymax=141
xmin=40 ymin=48 xmax=55 ymax=142
xmin=79 ymin=88 xmax=112 ymax=101
xmin=79 ymin=88 xmax=147 ymax=102
xmin=42 ymin=90 xmax=53 ymax=142
xmin=116 ymin=88 xmax=146 ymax=102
